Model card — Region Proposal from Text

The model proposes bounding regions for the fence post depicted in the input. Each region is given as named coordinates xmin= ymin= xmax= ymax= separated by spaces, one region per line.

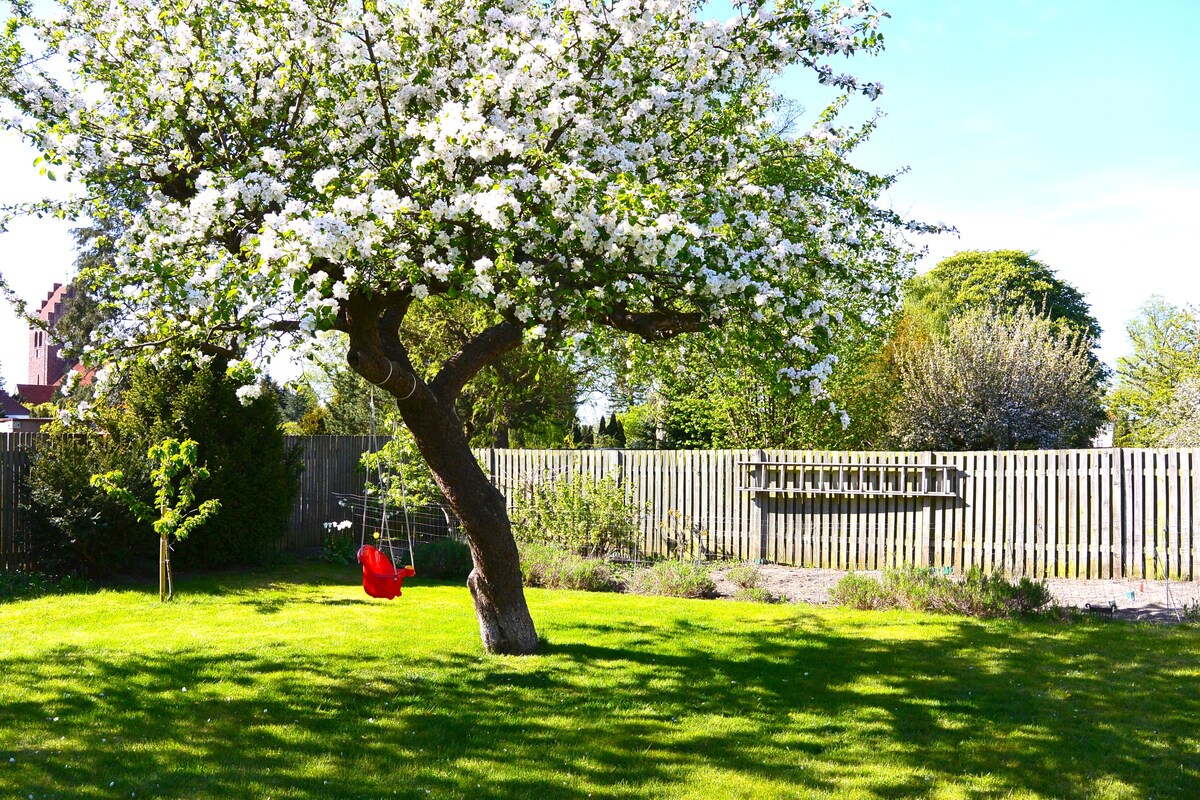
xmin=921 ymin=452 xmax=935 ymax=568
xmin=751 ymin=449 xmax=769 ymax=563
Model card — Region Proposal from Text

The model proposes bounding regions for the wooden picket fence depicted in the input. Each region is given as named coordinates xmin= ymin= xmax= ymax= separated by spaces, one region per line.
xmin=3 ymin=433 xmax=1199 ymax=580
xmin=283 ymin=435 xmax=377 ymax=551
xmin=482 ymin=448 xmax=1200 ymax=580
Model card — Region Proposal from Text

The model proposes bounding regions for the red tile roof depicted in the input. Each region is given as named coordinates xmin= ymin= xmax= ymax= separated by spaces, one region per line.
xmin=0 ymin=391 xmax=31 ymax=418
xmin=15 ymin=383 xmax=56 ymax=405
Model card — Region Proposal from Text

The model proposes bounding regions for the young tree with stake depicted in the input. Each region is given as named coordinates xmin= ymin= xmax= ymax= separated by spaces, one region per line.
xmin=2 ymin=0 xmax=934 ymax=653
xmin=92 ymin=438 xmax=221 ymax=601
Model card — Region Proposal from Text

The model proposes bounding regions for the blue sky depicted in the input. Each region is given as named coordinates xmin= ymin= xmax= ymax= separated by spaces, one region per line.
xmin=1 ymin=0 xmax=1198 ymax=390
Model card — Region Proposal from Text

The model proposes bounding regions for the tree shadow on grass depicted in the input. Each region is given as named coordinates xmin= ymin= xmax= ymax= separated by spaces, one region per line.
xmin=2 ymin=607 xmax=1199 ymax=799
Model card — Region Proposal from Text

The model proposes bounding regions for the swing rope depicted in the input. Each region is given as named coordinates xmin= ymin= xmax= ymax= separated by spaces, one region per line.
xmin=357 ymin=388 xmax=418 ymax=599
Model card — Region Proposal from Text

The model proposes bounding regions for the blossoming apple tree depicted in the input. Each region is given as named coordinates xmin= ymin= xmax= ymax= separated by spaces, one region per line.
xmin=1 ymin=0 xmax=934 ymax=653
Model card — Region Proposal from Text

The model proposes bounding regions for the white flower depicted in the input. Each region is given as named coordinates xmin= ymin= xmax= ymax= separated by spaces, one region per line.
xmin=312 ymin=167 xmax=339 ymax=192
xmin=235 ymin=384 xmax=263 ymax=405
xmin=470 ymin=189 xmax=519 ymax=228
xmin=260 ymin=147 xmax=284 ymax=169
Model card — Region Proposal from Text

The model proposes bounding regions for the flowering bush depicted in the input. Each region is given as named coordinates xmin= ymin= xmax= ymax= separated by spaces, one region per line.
xmin=889 ymin=307 xmax=1104 ymax=450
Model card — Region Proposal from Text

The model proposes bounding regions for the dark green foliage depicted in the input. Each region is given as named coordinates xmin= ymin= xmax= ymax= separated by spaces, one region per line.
xmin=617 ymin=405 xmax=659 ymax=449
xmin=26 ymin=412 xmax=157 ymax=577
xmin=607 ymin=413 xmax=626 ymax=446
xmin=124 ymin=361 xmax=303 ymax=569
xmin=25 ymin=360 xmax=302 ymax=577
xmin=518 ymin=542 xmax=620 ymax=591
xmin=412 ymin=539 xmax=474 ymax=580
xmin=324 ymin=368 xmax=375 ymax=435
xmin=626 ymin=560 xmax=716 ymax=598
xmin=268 ymin=379 xmax=320 ymax=428
xmin=830 ymin=567 xmax=1054 ymax=618
xmin=0 ymin=569 xmax=93 ymax=602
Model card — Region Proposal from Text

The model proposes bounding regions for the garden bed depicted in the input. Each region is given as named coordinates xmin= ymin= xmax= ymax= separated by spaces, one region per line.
xmin=710 ymin=563 xmax=1200 ymax=622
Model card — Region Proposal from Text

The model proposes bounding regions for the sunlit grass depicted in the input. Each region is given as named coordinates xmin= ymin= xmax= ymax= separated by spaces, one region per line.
xmin=2 ymin=563 xmax=1198 ymax=799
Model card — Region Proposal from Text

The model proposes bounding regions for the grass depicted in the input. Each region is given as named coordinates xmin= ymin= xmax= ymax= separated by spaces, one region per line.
xmin=1 ymin=563 xmax=1198 ymax=800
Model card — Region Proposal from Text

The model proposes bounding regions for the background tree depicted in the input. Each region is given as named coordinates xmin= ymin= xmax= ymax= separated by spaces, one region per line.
xmin=903 ymin=250 xmax=1102 ymax=345
xmin=888 ymin=306 xmax=1104 ymax=450
xmin=1151 ymin=376 xmax=1200 ymax=447
xmin=1108 ymin=297 xmax=1200 ymax=446
xmin=294 ymin=313 xmax=579 ymax=444
xmin=399 ymin=298 xmax=580 ymax=448
xmin=92 ymin=437 xmax=222 ymax=601
xmin=603 ymin=305 xmax=901 ymax=449
xmin=3 ymin=0 xmax=933 ymax=653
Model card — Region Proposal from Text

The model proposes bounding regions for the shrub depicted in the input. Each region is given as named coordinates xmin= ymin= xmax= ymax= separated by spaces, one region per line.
xmin=412 ymin=539 xmax=474 ymax=580
xmin=518 ymin=542 xmax=619 ymax=592
xmin=25 ymin=409 xmax=156 ymax=577
xmin=0 ymin=570 xmax=93 ymax=603
xmin=725 ymin=562 xmax=762 ymax=590
xmin=627 ymin=560 xmax=716 ymax=599
xmin=511 ymin=473 xmax=640 ymax=557
xmin=127 ymin=362 xmax=303 ymax=570
xmin=25 ymin=359 xmax=302 ymax=578
xmin=734 ymin=586 xmax=779 ymax=604
xmin=829 ymin=572 xmax=890 ymax=610
xmin=832 ymin=567 xmax=1053 ymax=618
xmin=889 ymin=306 xmax=1103 ymax=450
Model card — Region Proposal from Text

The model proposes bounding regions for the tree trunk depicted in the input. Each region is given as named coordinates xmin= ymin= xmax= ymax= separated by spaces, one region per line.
xmin=401 ymin=393 xmax=539 ymax=655
xmin=342 ymin=300 xmax=537 ymax=654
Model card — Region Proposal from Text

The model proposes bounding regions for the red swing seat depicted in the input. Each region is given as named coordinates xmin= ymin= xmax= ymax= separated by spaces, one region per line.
xmin=357 ymin=544 xmax=417 ymax=599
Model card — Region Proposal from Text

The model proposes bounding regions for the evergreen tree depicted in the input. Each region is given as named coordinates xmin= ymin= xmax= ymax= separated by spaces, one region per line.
xmin=609 ymin=413 xmax=626 ymax=447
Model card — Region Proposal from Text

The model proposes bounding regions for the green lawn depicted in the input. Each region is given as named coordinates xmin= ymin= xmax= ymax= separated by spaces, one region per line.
xmin=2 ymin=564 xmax=1198 ymax=800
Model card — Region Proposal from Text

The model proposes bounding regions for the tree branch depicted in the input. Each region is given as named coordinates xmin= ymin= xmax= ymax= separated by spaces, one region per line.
xmin=430 ymin=320 xmax=525 ymax=402
xmin=603 ymin=309 xmax=712 ymax=341
xmin=342 ymin=292 xmax=422 ymax=401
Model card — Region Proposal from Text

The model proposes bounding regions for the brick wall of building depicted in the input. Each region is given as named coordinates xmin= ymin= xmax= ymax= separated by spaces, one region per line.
xmin=27 ymin=283 xmax=73 ymax=386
